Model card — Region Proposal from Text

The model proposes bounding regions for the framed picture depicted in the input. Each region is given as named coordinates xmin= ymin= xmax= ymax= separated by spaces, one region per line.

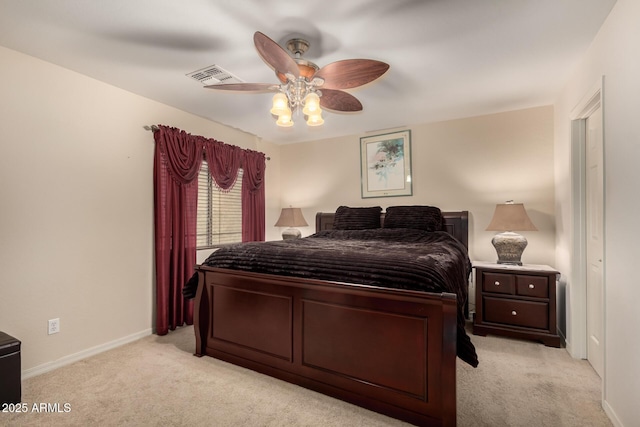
xmin=360 ymin=130 xmax=412 ymax=198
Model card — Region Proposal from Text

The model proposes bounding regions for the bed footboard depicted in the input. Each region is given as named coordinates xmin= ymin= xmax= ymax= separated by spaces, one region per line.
xmin=194 ymin=266 xmax=457 ymax=426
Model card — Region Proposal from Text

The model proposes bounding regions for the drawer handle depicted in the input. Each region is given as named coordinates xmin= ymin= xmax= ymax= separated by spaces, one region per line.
xmin=529 ymin=284 xmax=535 ymax=289
xmin=494 ymin=281 xmax=500 ymax=286
xmin=511 ymin=310 xmax=517 ymax=316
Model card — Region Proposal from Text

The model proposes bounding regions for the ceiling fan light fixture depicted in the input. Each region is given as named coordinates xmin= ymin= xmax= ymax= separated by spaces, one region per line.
xmin=206 ymin=32 xmax=389 ymax=128
xmin=302 ymin=92 xmax=321 ymax=115
xmin=270 ymin=93 xmax=289 ymax=115
xmin=306 ymin=112 xmax=324 ymax=127
xmin=276 ymin=112 xmax=294 ymax=127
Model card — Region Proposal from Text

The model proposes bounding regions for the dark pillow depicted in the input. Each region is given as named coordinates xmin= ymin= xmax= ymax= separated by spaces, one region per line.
xmin=333 ymin=206 xmax=382 ymax=230
xmin=383 ymin=205 xmax=444 ymax=232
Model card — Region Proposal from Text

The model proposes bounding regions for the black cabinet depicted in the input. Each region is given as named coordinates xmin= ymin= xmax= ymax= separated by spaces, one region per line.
xmin=0 ymin=331 xmax=21 ymax=404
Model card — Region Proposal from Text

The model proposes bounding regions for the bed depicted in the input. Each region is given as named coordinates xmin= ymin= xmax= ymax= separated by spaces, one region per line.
xmin=188 ymin=206 xmax=477 ymax=426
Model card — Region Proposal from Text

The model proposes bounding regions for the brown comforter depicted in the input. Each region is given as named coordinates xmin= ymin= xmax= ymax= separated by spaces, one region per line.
xmin=185 ymin=228 xmax=478 ymax=367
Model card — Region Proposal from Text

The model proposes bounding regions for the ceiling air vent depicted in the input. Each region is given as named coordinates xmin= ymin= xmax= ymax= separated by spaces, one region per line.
xmin=186 ymin=65 xmax=244 ymax=86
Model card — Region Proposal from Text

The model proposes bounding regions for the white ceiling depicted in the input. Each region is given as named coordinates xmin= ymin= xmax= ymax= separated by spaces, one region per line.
xmin=0 ymin=0 xmax=616 ymax=144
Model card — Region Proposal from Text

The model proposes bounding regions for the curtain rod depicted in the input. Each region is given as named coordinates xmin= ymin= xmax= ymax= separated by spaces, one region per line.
xmin=144 ymin=125 xmax=270 ymax=160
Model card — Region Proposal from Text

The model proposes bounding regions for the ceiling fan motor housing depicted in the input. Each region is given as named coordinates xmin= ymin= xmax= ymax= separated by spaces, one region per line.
xmin=286 ymin=38 xmax=310 ymax=56
xmin=276 ymin=38 xmax=318 ymax=83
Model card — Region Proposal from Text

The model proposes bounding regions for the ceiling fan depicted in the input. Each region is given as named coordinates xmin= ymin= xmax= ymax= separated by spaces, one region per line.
xmin=205 ymin=31 xmax=390 ymax=127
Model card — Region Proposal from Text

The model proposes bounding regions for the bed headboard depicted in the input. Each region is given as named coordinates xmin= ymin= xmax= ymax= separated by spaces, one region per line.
xmin=315 ymin=210 xmax=469 ymax=250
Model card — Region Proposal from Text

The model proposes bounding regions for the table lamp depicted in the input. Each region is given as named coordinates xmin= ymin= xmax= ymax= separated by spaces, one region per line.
xmin=486 ymin=201 xmax=537 ymax=265
xmin=275 ymin=207 xmax=308 ymax=240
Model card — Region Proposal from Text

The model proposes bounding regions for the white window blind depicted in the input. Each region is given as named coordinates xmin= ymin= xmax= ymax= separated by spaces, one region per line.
xmin=197 ymin=161 xmax=243 ymax=248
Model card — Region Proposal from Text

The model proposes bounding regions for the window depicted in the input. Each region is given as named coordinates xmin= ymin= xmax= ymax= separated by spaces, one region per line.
xmin=197 ymin=161 xmax=243 ymax=248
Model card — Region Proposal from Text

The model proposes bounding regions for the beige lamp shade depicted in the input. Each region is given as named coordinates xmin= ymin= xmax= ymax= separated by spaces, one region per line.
xmin=275 ymin=208 xmax=308 ymax=227
xmin=275 ymin=207 xmax=308 ymax=240
xmin=486 ymin=203 xmax=537 ymax=232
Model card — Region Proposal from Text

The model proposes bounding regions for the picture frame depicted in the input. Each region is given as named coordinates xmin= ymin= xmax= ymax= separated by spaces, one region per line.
xmin=360 ymin=130 xmax=412 ymax=198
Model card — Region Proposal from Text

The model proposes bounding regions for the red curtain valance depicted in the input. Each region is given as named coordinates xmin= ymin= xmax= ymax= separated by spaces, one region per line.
xmin=204 ymin=139 xmax=242 ymax=191
xmin=154 ymin=126 xmax=204 ymax=185
xmin=155 ymin=125 xmax=262 ymax=190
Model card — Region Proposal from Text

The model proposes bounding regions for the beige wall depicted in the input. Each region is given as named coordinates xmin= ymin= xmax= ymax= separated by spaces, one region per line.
xmin=554 ymin=0 xmax=640 ymax=424
xmin=0 ymin=45 xmax=274 ymax=373
xmin=276 ymin=106 xmax=556 ymax=268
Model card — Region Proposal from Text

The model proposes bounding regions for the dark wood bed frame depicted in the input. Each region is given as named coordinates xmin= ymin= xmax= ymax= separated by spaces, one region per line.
xmin=194 ymin=211 xmax=469 ymax=426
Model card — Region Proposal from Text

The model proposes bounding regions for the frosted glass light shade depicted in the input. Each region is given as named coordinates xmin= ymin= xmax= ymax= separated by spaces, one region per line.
xmin=276 ymin=112 xmax=293 ymax=127
xmin=302 ymin=93 xmax=321 ymax=115
xmin=306 ymin=113 xmax=324 ymax=126
xmin=270 ymin=93 xmax=289 ymax=115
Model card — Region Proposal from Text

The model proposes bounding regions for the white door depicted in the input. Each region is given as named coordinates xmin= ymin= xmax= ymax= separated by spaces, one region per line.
xmin=585 ymin=105 xmax=604 ymax=378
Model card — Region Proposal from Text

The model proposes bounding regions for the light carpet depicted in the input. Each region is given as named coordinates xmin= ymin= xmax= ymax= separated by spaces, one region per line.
xmin=1 ymin=323 xmax=612 ymax=426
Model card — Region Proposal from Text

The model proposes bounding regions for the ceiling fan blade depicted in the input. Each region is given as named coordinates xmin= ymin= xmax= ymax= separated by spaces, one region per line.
xmin=319 ymin=89 xmax=363 ymax=112
xmin=204 ymin=83 xmax=278 ymax=93
xmin=315 ymin=59 xmax=389 ymax=90
xmin=253 ymin=31 xmax=300 ymax=79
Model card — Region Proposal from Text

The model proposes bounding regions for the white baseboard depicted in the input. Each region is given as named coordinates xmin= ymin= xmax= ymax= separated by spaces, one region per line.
xmin=603 ymin=399 xmax=623 ymax=427
xmin=557 ymin=329 xmax=574 ymax=357
xmin=22 ymin=328 xmax=152 ymax=380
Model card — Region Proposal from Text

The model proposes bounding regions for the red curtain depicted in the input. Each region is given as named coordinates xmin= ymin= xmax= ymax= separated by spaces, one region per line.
xmin=153 ymin=125 xmax=266 ymax=334
xmin=153 ymin=126 xmax=203 ymax=335
xmin=241 ymin=149 xmax=266 ymax=242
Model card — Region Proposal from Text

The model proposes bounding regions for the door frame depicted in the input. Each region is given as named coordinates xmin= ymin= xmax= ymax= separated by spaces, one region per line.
xmin=569 ymin=76 xmax=605 ymax=376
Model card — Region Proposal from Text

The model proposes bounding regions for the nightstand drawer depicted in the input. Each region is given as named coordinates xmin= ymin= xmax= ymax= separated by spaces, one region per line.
xmin=483 ymin=297 xmax=549 ymax=330
xmin=515 ymin=275 xmax=549 ymax=298
xmin=482 ymin=272 xmax=514 ymax=295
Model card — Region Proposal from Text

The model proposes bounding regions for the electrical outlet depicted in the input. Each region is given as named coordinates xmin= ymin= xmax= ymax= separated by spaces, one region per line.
xmin=48 ymin=318 xmax=60 ymax=335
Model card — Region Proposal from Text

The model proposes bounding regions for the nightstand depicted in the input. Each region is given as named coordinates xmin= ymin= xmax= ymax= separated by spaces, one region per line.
xmin=472 ymin=261 xmax=561 ymax=347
